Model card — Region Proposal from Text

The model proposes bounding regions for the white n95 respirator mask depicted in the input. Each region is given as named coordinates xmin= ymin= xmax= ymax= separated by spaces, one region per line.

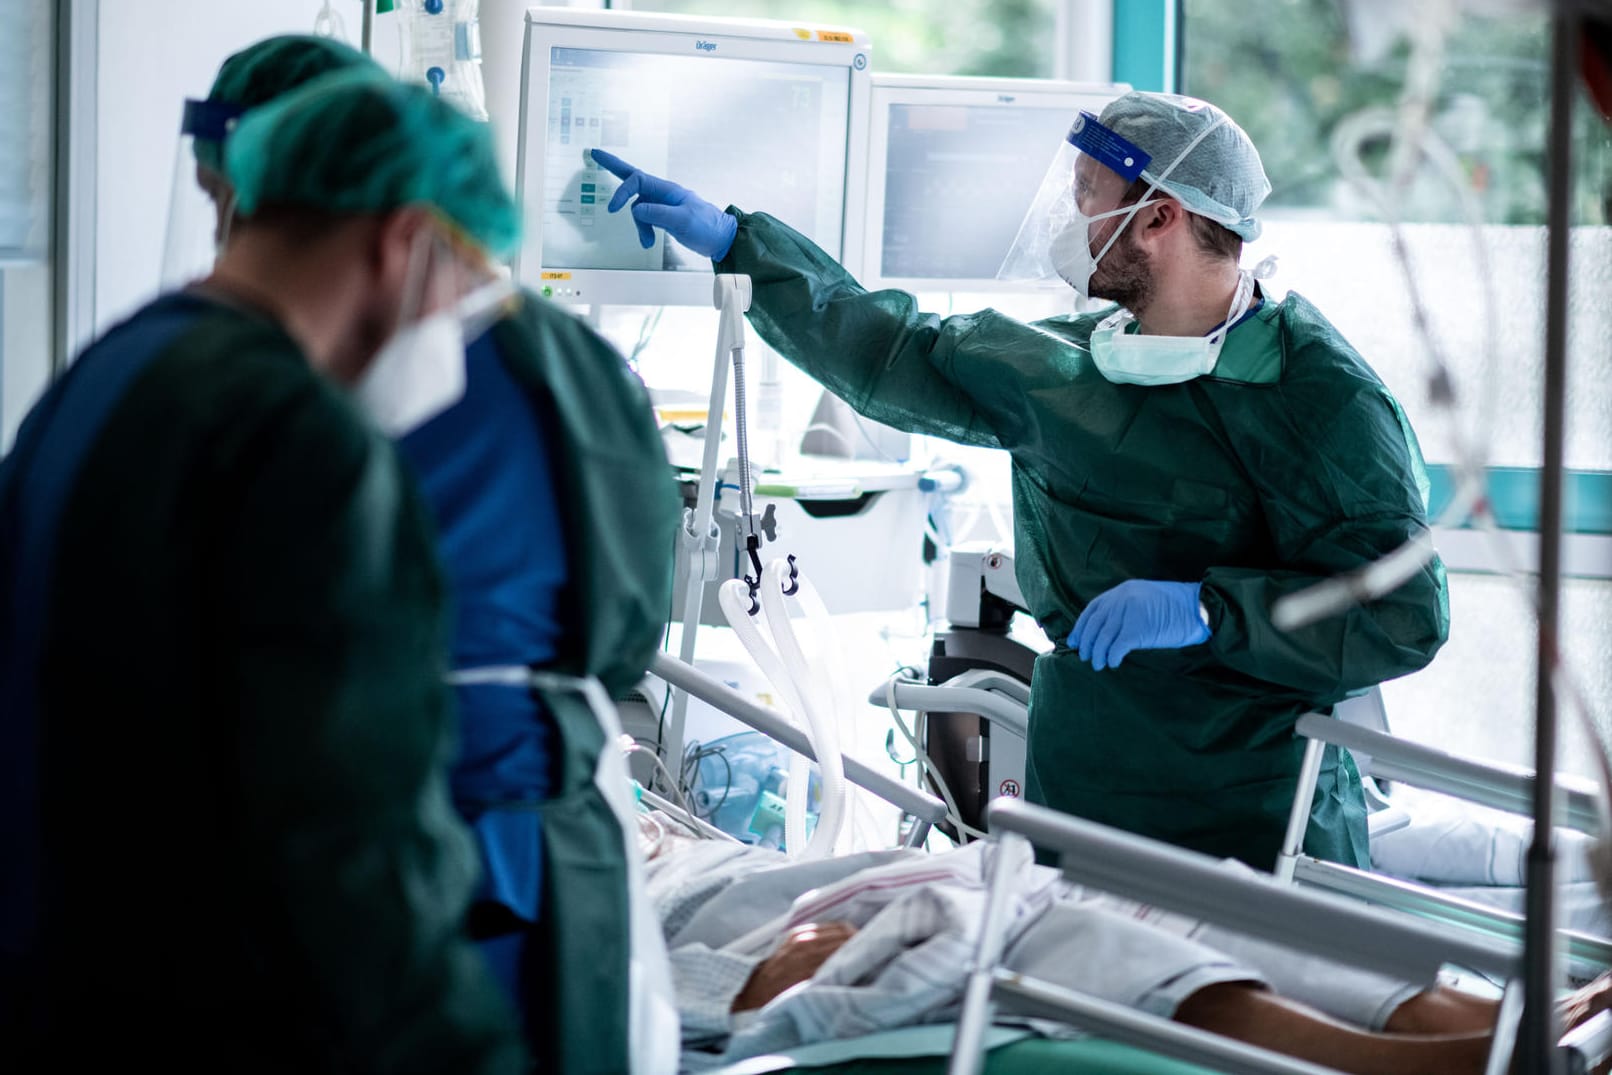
xmin=354 ymin=277 xmax=514 ymax=436
xmin=1048 ymin=199 xmax=1158 ymax=299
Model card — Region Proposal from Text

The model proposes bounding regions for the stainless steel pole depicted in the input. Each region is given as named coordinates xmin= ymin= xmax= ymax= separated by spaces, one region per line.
xmin=1520 ymin=5 xmax=1577 ymax=1071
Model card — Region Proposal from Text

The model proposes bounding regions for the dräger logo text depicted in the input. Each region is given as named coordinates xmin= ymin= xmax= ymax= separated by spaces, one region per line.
xmin=695 ymin=40 xmax=717 ymax=51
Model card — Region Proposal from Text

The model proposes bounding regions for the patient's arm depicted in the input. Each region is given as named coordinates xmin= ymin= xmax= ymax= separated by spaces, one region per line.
xmin=1175 ymin=976 xmax=1612 ymax=1075
xmin=1176 ymin=983 xmax=1491 ymax=1075
xmin=732 ymin=922 xmax=858 ymax=1012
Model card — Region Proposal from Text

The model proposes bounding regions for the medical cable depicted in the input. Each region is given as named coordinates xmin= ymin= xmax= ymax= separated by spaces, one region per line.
xmin=681 ymin=741 xmax=733 ymax=820
xmin=638 ymin=785 xmax=740 ymax=843
xmin=623 ymin=740 xmax=698 ymax=820
xmin=881 ymin=673 xmax=988 ymax=843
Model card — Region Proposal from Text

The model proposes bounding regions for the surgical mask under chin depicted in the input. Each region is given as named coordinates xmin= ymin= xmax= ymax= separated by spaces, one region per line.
xmin=354 ymin=276 xmax=514 ymax=436
xmin=1088 ymin=268 xmax=1256 ymax=387
xmin=1049 ymin=199 xmax=1155 ymax=299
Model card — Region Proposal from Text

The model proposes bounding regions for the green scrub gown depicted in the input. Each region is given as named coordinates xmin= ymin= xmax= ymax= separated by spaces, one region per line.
xmin=2 ymin=293 xmax=524 ymax=1072
xmin=484 ymin=289 xmax=682 ymax=1074
xmin=717 ymin=211 xmax=1449 ymax=868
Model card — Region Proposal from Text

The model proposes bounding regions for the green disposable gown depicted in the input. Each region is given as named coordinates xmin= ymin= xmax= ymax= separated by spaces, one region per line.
xmin=490 ymin=289 xmax=680 ymax=700
xmin=485 ymin=290 xmax=681 ymax=1074
xmin=717 ymin=211 xmax=1449 ymax=868
xmin=3 ymin=293 xmax=525 ymax=1072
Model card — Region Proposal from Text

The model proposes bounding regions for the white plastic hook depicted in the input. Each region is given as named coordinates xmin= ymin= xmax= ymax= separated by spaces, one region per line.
xmin=313 ymin=1 xmax=348 ymax=40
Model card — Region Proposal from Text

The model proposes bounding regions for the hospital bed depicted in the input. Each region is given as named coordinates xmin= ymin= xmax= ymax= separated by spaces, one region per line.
xmin=644 ymin=656 xmax=1233 ymax=1073
xmin=643 ymin=649 xmax=1611 ymax=1073
xmin=1280 ymin=709 xmax=1612 ymax=978
xmin=951 ymin=797 xmax=1612 ymax=1075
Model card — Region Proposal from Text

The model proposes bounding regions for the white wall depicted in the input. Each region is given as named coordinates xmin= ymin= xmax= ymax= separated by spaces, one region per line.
xmin=92 ymin=0 xmax=397 ymax=335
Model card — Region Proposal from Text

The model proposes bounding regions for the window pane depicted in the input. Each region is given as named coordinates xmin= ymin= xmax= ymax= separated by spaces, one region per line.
xmin=0 ymin=0 xmax=49 ymax=259
xmin=1183 ymin=0 xmax=1611 ymax=225
xmin=1258 ymin=222 xmax=1612 ymax=472
xmin=0 ymin=0 xmax=52 ymax=454
xmin=1185 ymin=3 xmax=1612 ymax=777
xmin=1380 ymin=575 xmax=1612 ymax=781
xmin=629 ymin=0 xmax=1057 ymax=77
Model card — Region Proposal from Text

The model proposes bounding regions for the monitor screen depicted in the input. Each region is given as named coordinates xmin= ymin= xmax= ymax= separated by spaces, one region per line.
xmin=540 ymin=47 xmax=852 ymax=275
xmin=879 ymin=101 xmax=1078 ymax=282
xmin=518 ymin=12 xmax=870 ymax=305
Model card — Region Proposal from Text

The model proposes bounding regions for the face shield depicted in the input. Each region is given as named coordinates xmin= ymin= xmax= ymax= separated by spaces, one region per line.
xmin=997 ymin=109 xmax=1228 ymax=297
xmin=161 ymin=98 xmax=245 ymax=290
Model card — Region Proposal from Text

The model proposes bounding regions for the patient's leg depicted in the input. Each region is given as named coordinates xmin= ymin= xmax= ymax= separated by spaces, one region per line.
xmin=1174 ymin=982 xmax=1491 ymax=1075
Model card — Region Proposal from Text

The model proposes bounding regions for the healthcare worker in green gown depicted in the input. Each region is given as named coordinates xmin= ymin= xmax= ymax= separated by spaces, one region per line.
xmin=160 ymin=33 xmax=382 ymax=288
xmin=589 ymin=91 xmax=1449 ymax=870
xmin=0 ymin=70 xmax=529 ymax=1071
xmin=168 ymin=36 xmax=684 ymax=1072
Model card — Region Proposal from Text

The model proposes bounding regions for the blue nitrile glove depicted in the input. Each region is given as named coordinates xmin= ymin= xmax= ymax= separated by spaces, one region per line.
xmin=1067 ymin=580 xmax=1210 ymax=671
xmin=592 ymin=148 xmax=738 ymax=261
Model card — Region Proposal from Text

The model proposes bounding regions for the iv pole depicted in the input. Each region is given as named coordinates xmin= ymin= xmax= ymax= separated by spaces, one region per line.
xmin=1519 ymin=3 xmax=1579 ymax=1071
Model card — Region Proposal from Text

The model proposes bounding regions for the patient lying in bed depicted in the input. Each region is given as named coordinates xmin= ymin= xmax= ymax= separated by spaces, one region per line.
xmin=637 ymin=812 xmax=1610 ymax=1075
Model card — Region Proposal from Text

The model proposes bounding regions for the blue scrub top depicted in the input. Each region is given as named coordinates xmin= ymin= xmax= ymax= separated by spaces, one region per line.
xmin=395 ymin=327 xmax=569 ymax=928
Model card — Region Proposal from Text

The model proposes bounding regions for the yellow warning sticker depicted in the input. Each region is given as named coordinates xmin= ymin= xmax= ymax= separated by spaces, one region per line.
xmin=816 ymin=30 xmax=854 ymax=43
xmin=540 ymin=271 xmax=572 ymax=280
xmin=792 ymin=28 xmax=812 ymax=39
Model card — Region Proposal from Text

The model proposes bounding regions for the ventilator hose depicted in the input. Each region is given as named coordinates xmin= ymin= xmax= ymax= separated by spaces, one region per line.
xmin=719 ymin=578 xmax=815 ymax=857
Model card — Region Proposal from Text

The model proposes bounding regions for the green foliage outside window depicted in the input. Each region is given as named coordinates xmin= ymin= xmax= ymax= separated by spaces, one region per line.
xmin=1183 ymin=0 xmax=1611 ymax=224
xmin=633 ymin=0 xmax=1056 ymax=77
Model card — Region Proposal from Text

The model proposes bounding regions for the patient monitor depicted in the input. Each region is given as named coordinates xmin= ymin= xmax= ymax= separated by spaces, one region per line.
xmin=863 ymin=75 xmax=1127 ymax=292
xmin=516 ymin=8 xmax=871 ymax=305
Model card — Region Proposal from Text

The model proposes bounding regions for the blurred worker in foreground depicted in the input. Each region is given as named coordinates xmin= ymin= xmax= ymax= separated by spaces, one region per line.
xmin=170 ymin=35 xmax=684 ymax=1073
xmin=0 ymin=69 xmax=527 ymax=1072
xmin=591 ymin=90 xmax=1449 ymax=870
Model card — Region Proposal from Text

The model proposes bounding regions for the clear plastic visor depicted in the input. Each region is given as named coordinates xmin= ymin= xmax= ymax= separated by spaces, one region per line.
xmin=996 ymin=111 xmax=1152 ymax=286
xmin=161 ymin=99 xmax=243 ymax=291
xmin=995 ymin=144 xmax=1142 ymax=285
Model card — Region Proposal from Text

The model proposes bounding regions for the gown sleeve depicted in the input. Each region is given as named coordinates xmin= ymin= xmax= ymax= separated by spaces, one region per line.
xmin=1200 ymin=353 xmax=1450 ymax=703
xmin=716 ymin=210 xmax=1076 ymax=453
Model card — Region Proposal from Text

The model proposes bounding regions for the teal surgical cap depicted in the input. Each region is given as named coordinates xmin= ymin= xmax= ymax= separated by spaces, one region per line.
xmin=1098 ymin=91 xmax=1271 ymax=241
xmin=225 ymin=67 xmax=521 ymax=260
xmin=193 ymin=35 xmax=377 ymax=174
